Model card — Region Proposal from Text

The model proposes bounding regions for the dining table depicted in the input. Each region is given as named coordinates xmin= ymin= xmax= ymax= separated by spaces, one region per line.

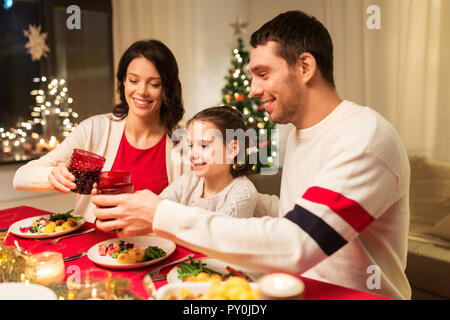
xmin=0 ymin=206 xmax=391 ymax=300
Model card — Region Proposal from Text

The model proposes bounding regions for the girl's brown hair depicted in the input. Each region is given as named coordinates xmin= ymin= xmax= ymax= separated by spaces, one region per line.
xmin=186 ymin=106 xmax=254 ymax=178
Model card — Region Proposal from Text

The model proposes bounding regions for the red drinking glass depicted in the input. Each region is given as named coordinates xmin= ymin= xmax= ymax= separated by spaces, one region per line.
xmin=98 ymin=183 xmax=134 ymax=195
xmin=96 ymin=183 xmax=134 ymax=228
xmin=99 ymin=170 xmax=131 ymax=188
xmin=69 ymin=149 xmax=105 ymax=194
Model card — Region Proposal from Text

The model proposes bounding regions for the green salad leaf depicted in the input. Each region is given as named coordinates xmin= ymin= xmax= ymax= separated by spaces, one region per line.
xmin=49 ymin=209 xmax=81 ymax=222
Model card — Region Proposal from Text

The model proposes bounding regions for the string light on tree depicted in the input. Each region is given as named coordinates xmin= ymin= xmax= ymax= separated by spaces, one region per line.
xmin=221 ymin=18 xmax=277 ymax=173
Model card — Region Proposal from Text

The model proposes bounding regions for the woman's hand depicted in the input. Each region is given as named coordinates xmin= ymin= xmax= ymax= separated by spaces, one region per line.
xmin=92 ymin=189 xmax=162 ymax=237
xmin=48 ymin=162 xmax=76 ymax=193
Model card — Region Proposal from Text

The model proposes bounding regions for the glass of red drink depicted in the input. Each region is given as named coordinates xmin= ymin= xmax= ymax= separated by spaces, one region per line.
xmin=98 ymin=183 xmax=134 ymax=195
xmin=99 ymin=170 xmax=131 ymax=188
xmin=69 ymin=149 xmax=105 ymax=194
xmin=96 ymin=182 xmax=134 ymax=230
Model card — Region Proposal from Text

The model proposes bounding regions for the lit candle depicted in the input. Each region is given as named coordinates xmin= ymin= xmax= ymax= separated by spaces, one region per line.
xmin=2 ymin=143 xmax=12 ymax=154
xmin=257 ymin=273 xmax=305 ymax=300
xmin=31 ymin=251 xmax=65 ymax=285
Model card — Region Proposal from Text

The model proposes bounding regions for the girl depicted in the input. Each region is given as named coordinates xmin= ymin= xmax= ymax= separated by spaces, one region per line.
xmin=160 ymin=106 xmax=258 ymax=218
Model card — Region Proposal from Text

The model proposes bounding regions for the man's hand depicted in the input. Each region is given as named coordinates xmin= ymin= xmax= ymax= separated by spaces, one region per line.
xmin=92 ymin=189 xmax=162 ymax=237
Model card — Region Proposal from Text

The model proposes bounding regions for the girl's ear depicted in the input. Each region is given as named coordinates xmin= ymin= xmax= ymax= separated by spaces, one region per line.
xmin=226 ymin=140 xmax=240 ymax=160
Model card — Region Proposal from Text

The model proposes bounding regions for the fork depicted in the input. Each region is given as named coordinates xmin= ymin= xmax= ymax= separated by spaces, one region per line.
xmin=147 ymin=254 xmax=195 ymax=276
xmin=38 ymin=228 xmax=96 ymax=245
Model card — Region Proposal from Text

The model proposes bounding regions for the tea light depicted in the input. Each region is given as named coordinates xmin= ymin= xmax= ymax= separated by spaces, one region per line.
xmin=2 ymin=143 xmax=12 ymax=155
xmin=31 ymin=251 xmax=65 ymax=285
xmin=257 ymin=273 xmax=305 ymax=300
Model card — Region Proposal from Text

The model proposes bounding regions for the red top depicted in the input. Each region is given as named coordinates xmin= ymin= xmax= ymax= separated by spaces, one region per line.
xmin=111 ymin=132 xmax=168 ymax=194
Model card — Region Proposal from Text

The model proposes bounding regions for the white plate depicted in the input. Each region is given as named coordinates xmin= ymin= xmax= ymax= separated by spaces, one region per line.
xmin=9 ymin=215 xmax=85 ymax=239
xmin=156 ymin=281 xmax=259 ymax=300
xmin=0 ymin=283 xmax=57 ymax=300
xmin=166 ymin=258 xmax=265 ymax=284
xmin=87 ymin=236 xmax=176 ymax=270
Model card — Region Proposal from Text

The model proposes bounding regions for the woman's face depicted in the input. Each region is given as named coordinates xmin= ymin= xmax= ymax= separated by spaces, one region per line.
xmin=124 ymin=56 xmax=163 ymax=120
xmin=187 ymin=120 xmax=234 ymax=179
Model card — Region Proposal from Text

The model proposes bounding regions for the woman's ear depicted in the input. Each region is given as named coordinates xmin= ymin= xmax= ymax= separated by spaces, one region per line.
xmin=297 ymin=52 xmax=317 ymax=85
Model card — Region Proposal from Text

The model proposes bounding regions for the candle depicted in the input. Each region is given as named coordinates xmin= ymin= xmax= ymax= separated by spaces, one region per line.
xmin=31 ymin=251 xmax=65 ymax=285
xmin=2 ymin=143 xmax=12 ymax=155
xmin=257 ymin=273 xmax=305 ymax=300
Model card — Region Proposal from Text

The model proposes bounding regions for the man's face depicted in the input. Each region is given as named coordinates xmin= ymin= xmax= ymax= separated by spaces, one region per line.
xmin=248 ymin=41 xmax=302 ymax=125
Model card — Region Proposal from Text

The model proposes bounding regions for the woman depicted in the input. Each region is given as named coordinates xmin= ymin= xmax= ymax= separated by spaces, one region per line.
xmin=13 ymin=40 xmax=190 ymax=222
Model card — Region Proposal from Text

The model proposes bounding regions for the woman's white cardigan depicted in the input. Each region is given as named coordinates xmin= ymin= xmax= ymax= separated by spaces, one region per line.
xmin=13 ymin=113 xmax=191 ymax=222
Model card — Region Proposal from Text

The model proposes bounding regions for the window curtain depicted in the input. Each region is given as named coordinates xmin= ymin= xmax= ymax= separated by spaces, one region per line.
xmin=324 ymin=0 xmax=449 ymax=161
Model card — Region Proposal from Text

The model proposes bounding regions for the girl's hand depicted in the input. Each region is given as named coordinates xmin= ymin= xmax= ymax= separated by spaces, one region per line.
xmin=48 ymin=162 xmax=76 ymax=193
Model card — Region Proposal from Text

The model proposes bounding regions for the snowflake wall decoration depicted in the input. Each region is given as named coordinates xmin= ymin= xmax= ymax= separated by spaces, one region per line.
xmin=23 ymin=24 xmax=50 ymax=61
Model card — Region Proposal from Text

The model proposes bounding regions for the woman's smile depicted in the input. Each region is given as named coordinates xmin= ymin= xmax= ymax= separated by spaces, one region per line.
xmin=132 ymin=97 xmax=153 ymax=108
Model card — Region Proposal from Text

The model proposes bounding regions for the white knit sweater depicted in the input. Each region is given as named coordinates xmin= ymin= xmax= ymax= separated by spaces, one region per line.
xmin=153 ymin=100 xmax=411 ymax=300
xmin=160 ymin=171 xmax=258 ymax=218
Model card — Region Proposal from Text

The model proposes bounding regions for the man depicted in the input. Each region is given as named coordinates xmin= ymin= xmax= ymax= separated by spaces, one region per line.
xmin=93 ymin=10 xmax=411 ymax=299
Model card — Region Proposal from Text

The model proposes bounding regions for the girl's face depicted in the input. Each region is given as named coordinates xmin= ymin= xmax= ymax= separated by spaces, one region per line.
xmin=124 ymin=56 xmax=163 ymax=120
xmin=187 ymin=120 xmax=237 ymax=179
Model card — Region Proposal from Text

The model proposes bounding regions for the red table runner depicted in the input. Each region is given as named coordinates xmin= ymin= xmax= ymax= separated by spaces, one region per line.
xmin=0 ymin=206 xmax=390 ymax=300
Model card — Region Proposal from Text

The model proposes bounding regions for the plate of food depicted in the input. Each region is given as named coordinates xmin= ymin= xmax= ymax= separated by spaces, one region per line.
xmin=156 ymin=277 xmax=260 ymax=300
xmin=166 ymin=257 xmax=265 ymax=284
xmin=9 ymin=210 xmax=85 ymax=239
xmin=87 ymin=236 xmax=176 ymax=269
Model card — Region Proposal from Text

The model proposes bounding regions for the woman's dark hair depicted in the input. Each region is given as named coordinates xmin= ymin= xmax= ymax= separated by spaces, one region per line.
xmin=250 ymin=10 xmax=335 ymax=88
xmin=113 ymin=39 xmax=184 ymax=136
xmin=186 ymin=106 xmax=253 ymax=178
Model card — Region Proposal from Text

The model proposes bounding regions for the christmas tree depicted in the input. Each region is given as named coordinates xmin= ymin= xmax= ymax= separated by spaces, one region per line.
xmin=221 ymin=19 xmax=277 ymax=174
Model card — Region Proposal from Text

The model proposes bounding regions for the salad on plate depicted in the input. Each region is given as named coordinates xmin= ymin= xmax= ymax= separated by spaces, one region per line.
xmin=98 ymin=240 xmax=167 ymax=265
xmin=19 ymin=210 xmax=83 ymax=234
xmin=9 ymin=209 xmax=86 ymax=239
